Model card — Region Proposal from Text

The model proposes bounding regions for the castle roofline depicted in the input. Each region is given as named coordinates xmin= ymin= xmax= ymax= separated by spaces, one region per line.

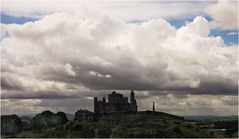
xmin=110 ymin=91 xmax=122 ymax=95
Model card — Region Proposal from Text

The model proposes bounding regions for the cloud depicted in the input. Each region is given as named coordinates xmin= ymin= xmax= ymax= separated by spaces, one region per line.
xmin=1 ymin=1 xmax=238 ymax=116
xmin=65 ymin=63 xmax=76 ymax=76
xmin=1 ymin=90 xmax=79 ymax=99
xmin=205 ymin=0 xmax=238 ymax=29
xmin=139 ymin=94 xmax=238 ymax=115
xmin=1 ymin=99 xmax=44 ymax=115
xmin=227 ymin=32 xmax=238 ymax=36
xmin=1 ymin=13 xmax=237 ymax=100
xmin=1 ymin=0 xmax=209 ymax=20
xmin=89 ymin=70 xmax=112 ymax=78
xmin=179 ymin=16 xmax=210 ymax=37
xmin=1 ymin=93 xmax=238 ymax=115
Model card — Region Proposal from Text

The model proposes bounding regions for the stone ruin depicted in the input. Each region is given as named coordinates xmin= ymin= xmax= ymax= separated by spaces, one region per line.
xmin=94 ymin=90 xmax=137 ymax=113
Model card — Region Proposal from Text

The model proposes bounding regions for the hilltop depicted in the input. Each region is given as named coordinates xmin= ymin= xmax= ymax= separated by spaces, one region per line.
xmin=1 ymin=111 xmax=207 ymax=138
xmin=2 ymin=110 xmax=238 ymax=138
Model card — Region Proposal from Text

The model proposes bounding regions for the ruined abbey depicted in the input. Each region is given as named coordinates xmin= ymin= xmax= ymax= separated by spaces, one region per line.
xmin=75 ymin=90 xmax=184 ymax=121
xmin=94 ymin=90 xmax=137 ymax=113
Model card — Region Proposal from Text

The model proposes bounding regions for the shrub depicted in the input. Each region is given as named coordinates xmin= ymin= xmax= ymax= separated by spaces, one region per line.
xmin=111 ymin=127 xmax=129 ymax=138
xmin=32 ymin=111 xmax=68 ymax=130
xmin=173 ymin=126 xmax=182 ymax=134
xmin=79 ymin=125 xmax=95 ymax=138
xmin=95 ymin=127 xmax=112 ymax=138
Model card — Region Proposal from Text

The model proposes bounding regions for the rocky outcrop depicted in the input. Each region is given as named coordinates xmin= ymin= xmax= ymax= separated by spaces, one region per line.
xmin=1 ymin=115 xmax=23 ymax=135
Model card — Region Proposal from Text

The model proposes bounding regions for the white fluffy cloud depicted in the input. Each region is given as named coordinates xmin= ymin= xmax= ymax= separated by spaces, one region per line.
xmin=205 ymin=0 xmax=238 ymax=29
xmin=1 ymin=13 xmax=238 ymax=115
xmin=65 ymin=63 xmax=76 ymax=76
xmin=1 ymin=13 xmax=237 ymax=95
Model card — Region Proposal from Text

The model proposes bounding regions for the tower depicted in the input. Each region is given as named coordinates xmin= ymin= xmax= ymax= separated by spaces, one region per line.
xmin=153 ymin=101 xmax=155 ymax=112
xmin=102 ymin=97 xmax=106 ymax=103
xmin=94 ymin=97 xmax=98 ymax=113
xmin=130 ymin=90 xmax=137 ymax=112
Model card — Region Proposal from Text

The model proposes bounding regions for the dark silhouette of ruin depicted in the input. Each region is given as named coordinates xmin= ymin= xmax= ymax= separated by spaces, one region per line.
xmin=75 ymin=90 xmax=184 ymax=121
xmin=94 ymin=90 xmax=137 ymax=113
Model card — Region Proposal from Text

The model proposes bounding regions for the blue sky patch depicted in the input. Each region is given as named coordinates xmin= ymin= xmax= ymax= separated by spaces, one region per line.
xmin=167 ymin=15 xmax=214 ymax=29
xmin=210 ymin=29 xmax=238 ymax=45
xmin=1 ymin=13 xmax=37 ymax=24
xmin=167 ymin=18 xmax=192 ymax=29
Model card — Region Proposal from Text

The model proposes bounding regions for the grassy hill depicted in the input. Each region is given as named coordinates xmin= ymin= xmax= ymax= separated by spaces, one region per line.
xmin=14 ymin=115 xmax=210 ymax=138
xmin=2 ymin=111 xmax=238 ymax=138
xmin=184 ymin=115 xmax=238 ymax=121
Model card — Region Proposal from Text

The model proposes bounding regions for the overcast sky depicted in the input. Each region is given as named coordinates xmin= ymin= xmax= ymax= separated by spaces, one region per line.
xmin=1 ymin=0 xmax=238 ymax=116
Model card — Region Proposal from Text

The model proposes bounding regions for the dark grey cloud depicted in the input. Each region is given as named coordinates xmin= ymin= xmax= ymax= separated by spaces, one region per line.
xmin=1 ymin=90 xmax=79 ymax=99
xmin=197 ymin=80 xmax=238 ymax=95
xmin=1 ymin=76 xmax=25 ymax=91
xmin=1 ymin=91 xmax=238 ymax=115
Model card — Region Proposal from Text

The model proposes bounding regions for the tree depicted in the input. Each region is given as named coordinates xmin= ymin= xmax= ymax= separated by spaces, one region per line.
xmin=32 ymin=110 xmax=68 ymax=130
xmin=1 ymin=115 xmax=23 ymax=135
xmin=56 ymin=112 xmax=68 ymax=124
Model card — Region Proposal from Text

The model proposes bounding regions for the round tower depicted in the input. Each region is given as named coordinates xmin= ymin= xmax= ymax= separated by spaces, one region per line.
xmin=130 ymin=90 xmax=137 ymax=112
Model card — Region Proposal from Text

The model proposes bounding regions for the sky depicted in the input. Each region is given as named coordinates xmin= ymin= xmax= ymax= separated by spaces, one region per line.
xmin=1 ymin=0 xmax=238 ymax=116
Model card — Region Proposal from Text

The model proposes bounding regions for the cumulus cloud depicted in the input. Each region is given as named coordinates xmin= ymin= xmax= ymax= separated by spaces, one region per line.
xmin=1 ymin=13 xmax=237 ymax=98
xmin=179 ymin=16 xmax=210 ymax=36
xmin=205 ymin=0 xmax=238 ymax=29
xmin=1 ymin=12 xmax=238 ymax=115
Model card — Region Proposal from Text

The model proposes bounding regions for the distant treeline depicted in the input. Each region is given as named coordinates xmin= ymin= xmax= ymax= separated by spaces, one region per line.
xmin=184 ymin=115 xmax=238 ymax=121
